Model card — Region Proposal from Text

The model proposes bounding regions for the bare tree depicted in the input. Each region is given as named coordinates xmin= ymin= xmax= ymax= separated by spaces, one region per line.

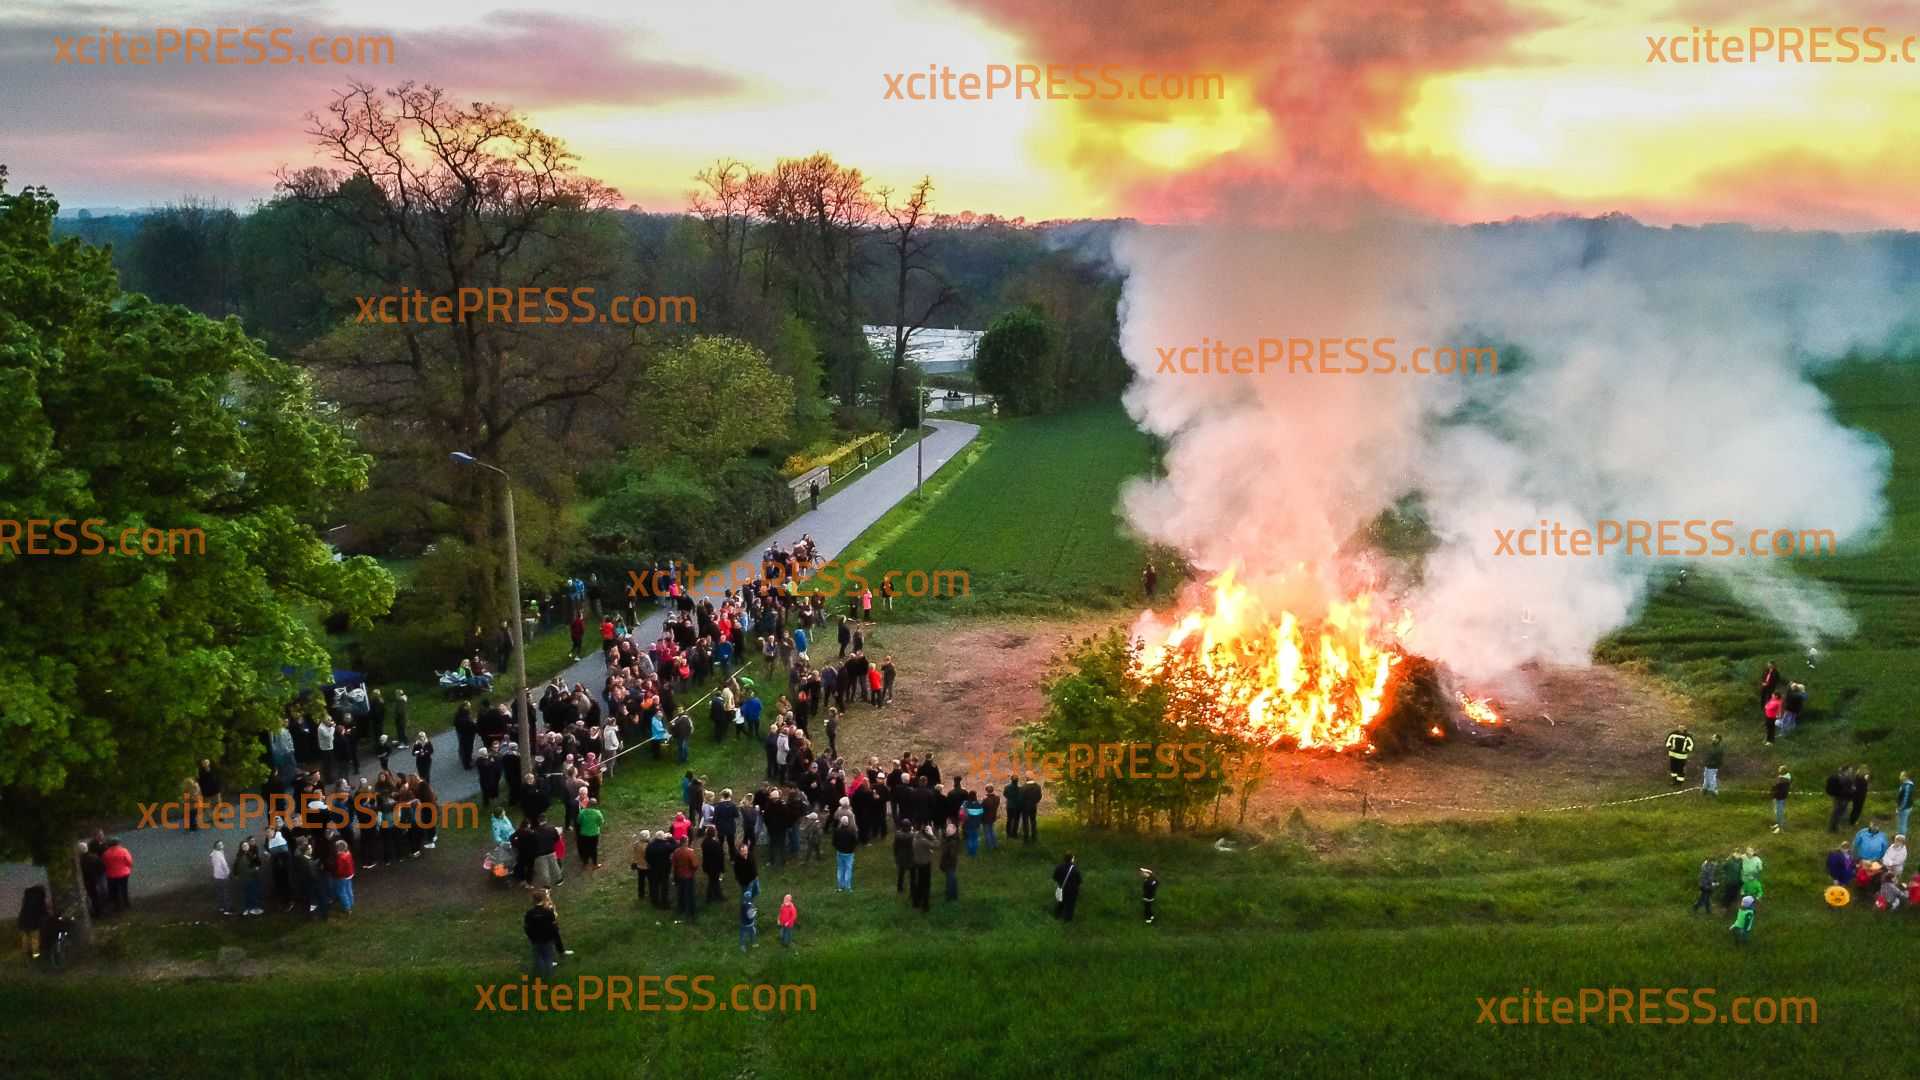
xmin=281 ymin=82 xmax=633 ymax=627
xmin=875 ymin=177 xmax=958 ymax=421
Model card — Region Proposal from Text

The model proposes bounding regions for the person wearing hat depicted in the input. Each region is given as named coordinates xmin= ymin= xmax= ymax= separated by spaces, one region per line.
xmin=1729 ymin=895 xmax=1756 ymax=944
xmin=1140 ymin=867 xmax=1159 ymax=924
xmin=1664 ymin=724 xmax=1694 ymax=783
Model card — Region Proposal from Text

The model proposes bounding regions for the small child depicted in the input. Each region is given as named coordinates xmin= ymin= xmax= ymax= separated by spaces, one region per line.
xmin=739 ymin=892 xmax=758 ymax=952
xmin=1729 ymin=895 xmax=1756 ymax=944
xmin=801 ymin=812 xmax=823 ymax=861
xmin=1139 ymin=867 xmax=1159 ymax=925
xmin=777 ymin=893 xmax=797 ymax=947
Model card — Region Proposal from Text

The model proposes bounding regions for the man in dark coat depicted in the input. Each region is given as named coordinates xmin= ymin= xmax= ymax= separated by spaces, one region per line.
xmin=1053 ymin=853 xmax=1080 ymax=921
xmin=645 ymin=832 xmax=677 ymax=909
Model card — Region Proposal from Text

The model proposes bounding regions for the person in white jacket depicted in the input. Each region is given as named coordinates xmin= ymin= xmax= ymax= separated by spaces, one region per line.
xmin=210 ymin=841 xmax=231 ymax=915
xmin=1883 ymin=834 xmax=1908 ymax=882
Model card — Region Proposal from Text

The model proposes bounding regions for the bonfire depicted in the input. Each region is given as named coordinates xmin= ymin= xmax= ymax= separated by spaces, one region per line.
xmin=1134 ymin=566 xmax=1500 ymax=754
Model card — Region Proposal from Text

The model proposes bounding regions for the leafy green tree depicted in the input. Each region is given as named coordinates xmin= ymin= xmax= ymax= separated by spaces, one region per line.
xmin=0 ymin=172 xmax=394 ymax=937
xmin=634 ymin=336 xmax=794 ymax=465
xmin=1022 ymin=629 xmax=1265 ymax=833
xmin=974 ymin=305 xmax=1060 ymax=415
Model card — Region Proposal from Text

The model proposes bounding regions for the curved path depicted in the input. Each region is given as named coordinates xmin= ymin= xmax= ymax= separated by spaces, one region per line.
xmin=0 ymin=419 xmax=981 ymax=901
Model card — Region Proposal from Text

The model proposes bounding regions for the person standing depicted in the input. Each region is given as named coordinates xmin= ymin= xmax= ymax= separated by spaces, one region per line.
xmin=893 ymin=818 xmax=914 ymax=893
xmin=981 ymin=787 xmax=1001 ymax=851
xmin=101 ymin=838 xmax=133 ymax=914
xmin=702 ymin=827 xmax=727 ymax=903
xmin=331 ymin=839 xmax=356 ymax=915
xmin=645 ymin=831 xmax=675 ymax=909
xmin=1053 ymin=853 xmax=1080 ymax=921
xmin=1691 ymin=857 xmax=1715 ymax=914
xmin=524 ymin=890 xmax=567 ymax=976
xmin=672 ymin=837 xmax=700 ymax=923
xmin=1700 ymin=735 xmax=1724 ymax=796
xmin=832 ymin=815 xmax=858 ymax=891
xmin=576 ymin=799 xmax=604 ymax=869
xmin=1664 ymin=725 xmax=1694 ymax=784
xmin=1849 ymin=767 xmax=1871 ymax=827
xmin=910 ymin=825 xmax=936 ymax=912
xmin=391 ymin=689 xmax=410 ymax=747
xmin=569 ymin=610 xmax=585 ymax=660
xmin=1140 ymin=867 xmax=1159 ymax=924
xmin=1002 ymin=776 xmax=1022 ymax=843
xmin=1763 ymin=692 xmax=1783 ymax=745
xmin=809 ymin=479 xmax=820 ymax=512
xmin=235 ymin=839 xmax=263 ymax=916
xmin=778 ymin=893 xmax=798 ymax=947
xmin=454 ymin=705 xmax=477 ymax=770
xmin=738 ymin=890 xmax=758 ymax=952
xmin=1895 ymin=771 xmax=1914 ymax=839
xmin=1142 ymin=562 xmax=1158 ymax=599
xmin=412 ymin=731 xmax=435 ymax=784
xmin=733 ymin=841 xmax=760 ymax=904
xmin=1827 ymin=766 xmax=1854 ymax=832
xmin=1716 ymin=850 xmax=1742 ymax=912
xmin=1020 ymin=776 xmax=1043 ymax=841
xmin=940 ymin=822 xmax=961 ymax=901
xmin=1729 ymin=895 xmax=1755 ymax=945
xmin=628 ymin=831 xmax=651 ymax=904
xmin=210 ymin=841 xmax=232 ymax=916
xmin=1770 ymin=767 xmax=1791 ymax=833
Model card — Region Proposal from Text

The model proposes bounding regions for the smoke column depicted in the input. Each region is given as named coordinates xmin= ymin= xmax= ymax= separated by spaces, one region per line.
xmin=1115 ymin=218 xmax=1902 ymax=680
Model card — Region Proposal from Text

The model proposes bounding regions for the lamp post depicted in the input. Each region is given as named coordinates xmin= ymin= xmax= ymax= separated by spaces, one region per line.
xmin=915 ymin=365 xmax=925 ymax=496
xmin=450 ymin=451 xmax=530 ymax=756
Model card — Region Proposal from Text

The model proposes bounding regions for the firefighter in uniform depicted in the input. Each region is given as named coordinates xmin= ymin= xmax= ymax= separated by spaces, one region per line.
xmin=1666 ymin=725 xmax=1696 ymax=783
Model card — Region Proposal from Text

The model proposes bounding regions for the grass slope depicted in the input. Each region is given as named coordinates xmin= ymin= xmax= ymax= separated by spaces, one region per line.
xmin=8 ymin=371 xmax=1920 ymax=1078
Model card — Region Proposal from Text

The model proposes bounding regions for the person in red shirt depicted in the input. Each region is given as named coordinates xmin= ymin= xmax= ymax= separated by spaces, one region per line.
xmin=101 ymin=839 xmax=133 ymax=913
xmin=600 ymin=618 xmax=617 ymax=654
xmin=569 ymin=611 xmax=585 ymax=660
xmin=331 ymin=839 xmax=356 ymax=915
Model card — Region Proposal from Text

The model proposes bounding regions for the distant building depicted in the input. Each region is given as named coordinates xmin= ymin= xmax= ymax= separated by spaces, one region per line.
xmin=864 ymin=325 xmax=981 ymax=376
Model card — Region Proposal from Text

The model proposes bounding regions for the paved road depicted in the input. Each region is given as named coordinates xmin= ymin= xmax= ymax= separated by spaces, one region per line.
xmin=0 ymin=419 xmax=981 ymax=902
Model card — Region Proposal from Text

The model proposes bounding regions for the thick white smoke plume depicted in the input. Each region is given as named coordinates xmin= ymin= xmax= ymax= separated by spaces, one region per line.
xmin=1115 ymin=218 xmax=1903 ymax=681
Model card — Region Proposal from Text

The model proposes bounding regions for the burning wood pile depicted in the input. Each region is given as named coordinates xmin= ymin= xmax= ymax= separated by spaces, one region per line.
xmin=1134 ymin=568 xmax=1502 ymax=755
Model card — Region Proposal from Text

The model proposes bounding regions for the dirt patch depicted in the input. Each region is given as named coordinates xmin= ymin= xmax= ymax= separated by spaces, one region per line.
xmin=846 ymin=616 xmax=1720 ymax=827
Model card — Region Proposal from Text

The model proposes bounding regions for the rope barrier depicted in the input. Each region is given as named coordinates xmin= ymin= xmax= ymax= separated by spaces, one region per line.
xmin=1361 ymin=786 xmax=1849 ymax=816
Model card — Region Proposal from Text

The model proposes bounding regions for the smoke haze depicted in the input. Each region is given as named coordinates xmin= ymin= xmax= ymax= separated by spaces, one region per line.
xmin=1115 ymin=217 xmax=1904 ymax=680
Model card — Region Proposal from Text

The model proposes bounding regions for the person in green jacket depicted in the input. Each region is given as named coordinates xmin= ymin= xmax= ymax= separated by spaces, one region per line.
xmin=1701 ymin=734 xmax=1725 ymax=796
xmin=1739 ymin=848 xmax=1764 ymax=899
xmin=1729 ymin=895 xmax=1756 ymax=944
xmin=576 ymin=799 xmax=605 ymax=869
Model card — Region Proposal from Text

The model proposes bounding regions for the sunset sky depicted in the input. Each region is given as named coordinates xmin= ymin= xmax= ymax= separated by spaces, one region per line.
xmin=6 ymin=0 xmax=1920 ymax=228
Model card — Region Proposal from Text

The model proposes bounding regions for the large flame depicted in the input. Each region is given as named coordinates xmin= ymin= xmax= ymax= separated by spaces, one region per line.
xmin=1135 ymin=567 xmax=1411 ymax=752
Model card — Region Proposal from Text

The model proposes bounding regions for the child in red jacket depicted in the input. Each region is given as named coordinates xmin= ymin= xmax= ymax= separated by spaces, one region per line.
xmin=777 ymin=894 xmax=797 ymax=947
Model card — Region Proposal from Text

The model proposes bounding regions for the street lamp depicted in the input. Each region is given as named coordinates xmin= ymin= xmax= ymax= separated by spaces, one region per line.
xmin=450 ymin=451 xmax=531 ymax=756
xmin=915 ymin=364 xmax=925 ymax=496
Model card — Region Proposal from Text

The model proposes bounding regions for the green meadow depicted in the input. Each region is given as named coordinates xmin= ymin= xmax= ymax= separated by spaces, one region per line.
xmin=8 ymin=370 xmax=1920 ymax=1078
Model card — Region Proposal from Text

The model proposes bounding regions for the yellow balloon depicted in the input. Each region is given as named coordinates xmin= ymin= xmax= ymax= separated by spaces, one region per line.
xmin=1825 ymin=885 xmax=1851 ymax=907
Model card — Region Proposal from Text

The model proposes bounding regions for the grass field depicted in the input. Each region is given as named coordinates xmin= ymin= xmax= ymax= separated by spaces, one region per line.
xmin=7 ymin=374 xmax=1920 ymax=1079
xmin=829 ymin=406 xmax=1182 ymax=617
